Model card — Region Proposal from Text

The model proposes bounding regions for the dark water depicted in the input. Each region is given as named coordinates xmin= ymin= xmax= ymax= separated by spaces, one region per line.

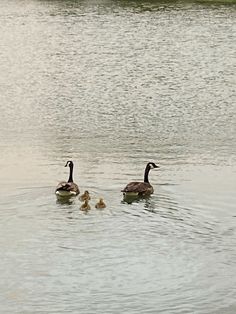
xmin=0 ymin=0 xmax=235 ymax=313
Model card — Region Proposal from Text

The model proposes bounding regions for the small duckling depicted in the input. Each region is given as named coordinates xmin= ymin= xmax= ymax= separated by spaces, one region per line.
xmin=95 ymin=198 xmax=106 ymax=209
xmin=79 ymin=190 xmax=91 ymax=202
xmin=80 ymin=199 xmax=91 ymax=211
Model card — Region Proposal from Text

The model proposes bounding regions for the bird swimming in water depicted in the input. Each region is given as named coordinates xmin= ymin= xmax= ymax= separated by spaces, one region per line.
xmin=95 ymin=198 xmax=106 ymax=209
xmin=55 ymin=161 xmax=80 ymax=197
xmin=79 ymin=190 xmax=91 ymax=202
xmin=80 ymin=199 xmax=91 ymax=211
xmin=121 ymin=162 xmax=159 ymax=197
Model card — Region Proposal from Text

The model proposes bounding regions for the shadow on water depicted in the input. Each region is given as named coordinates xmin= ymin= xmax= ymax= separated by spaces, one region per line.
xmin=122 ymin=193 xmax=149 ymax=204
xmin=56 ymin=195 xmax=76 ymax=205
xmin=122 ymin=192 xmax=182 ymax=213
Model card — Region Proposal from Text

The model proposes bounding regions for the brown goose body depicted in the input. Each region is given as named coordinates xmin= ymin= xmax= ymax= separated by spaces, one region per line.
xmin=55 ymin=161 xmax=80 ymax=197
xmin=56 ymin=181 xmax=79 ymax=196
xmin=122 ymin=182 xmax=154 ymax=196
xmin=121 ymin=162 xmax=159 ymax=196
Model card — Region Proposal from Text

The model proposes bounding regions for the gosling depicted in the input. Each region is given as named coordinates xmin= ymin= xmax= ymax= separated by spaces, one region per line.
xmin=79 ymin=190 xmax=91 ymax=202
xmin=95 ymin=198 xmax=106 ymax=209
xmin=80 ymin=199 xmax=91 ymax=211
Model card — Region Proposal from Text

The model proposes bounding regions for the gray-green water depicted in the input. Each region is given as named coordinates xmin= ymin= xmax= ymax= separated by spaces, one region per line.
xmin=0 ymin=0 xmax=236 ymax=313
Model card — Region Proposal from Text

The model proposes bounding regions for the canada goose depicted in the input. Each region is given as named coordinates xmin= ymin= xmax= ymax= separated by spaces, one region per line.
xmin=79 ymin=190 xmax=91 ymax=202
xmin=55 ymin=161 xmax=80 ymax=197
xmin=80 ymin=199 xmax=91 ymax=211
xmin=121 ymin=162 xmax=159 ymax=196
xmin=95 ymin=198 xmax=106 ymax=209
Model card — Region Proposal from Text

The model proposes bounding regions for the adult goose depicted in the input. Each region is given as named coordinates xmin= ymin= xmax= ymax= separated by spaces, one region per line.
xmin=55 ymin=161 xmax=80 ymax=197
xmin=121 ymin=162 xmax=159 ymax=196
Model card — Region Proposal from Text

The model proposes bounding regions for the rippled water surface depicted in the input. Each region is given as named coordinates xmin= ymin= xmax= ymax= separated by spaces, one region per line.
xmin=0 ymin=0 xmax=236 ymax=313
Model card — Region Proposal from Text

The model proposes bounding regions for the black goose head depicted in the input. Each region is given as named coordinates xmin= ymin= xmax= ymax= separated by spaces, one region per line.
xmin=147 ymin=162 xmax=159 ymax=170
xmin=65 ymin=160 xmax=73 ymax=168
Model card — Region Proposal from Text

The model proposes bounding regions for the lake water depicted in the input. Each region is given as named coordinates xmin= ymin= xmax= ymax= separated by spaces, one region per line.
xmin=0 ymin=0 xmax=235 ymax=313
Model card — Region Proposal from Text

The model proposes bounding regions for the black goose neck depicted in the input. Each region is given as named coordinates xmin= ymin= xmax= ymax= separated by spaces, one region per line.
xmin=68 ymin=164 xmax=74 ymax=182
xmin=144 ymin=164 xmax=151 ymax=183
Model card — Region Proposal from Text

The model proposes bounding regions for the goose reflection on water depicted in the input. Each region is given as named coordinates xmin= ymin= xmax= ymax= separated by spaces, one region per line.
xmin=56 ymin=196 xmax=75 ymax=205
xmin=121 ymin=188 xmax=186 ymax=216
xmin=122 ymin=192 xmax=151 ymax=204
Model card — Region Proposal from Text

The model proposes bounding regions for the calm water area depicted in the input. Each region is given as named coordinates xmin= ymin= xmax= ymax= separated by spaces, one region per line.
xmin=0 ymin=0 xmax=236 ymax=313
